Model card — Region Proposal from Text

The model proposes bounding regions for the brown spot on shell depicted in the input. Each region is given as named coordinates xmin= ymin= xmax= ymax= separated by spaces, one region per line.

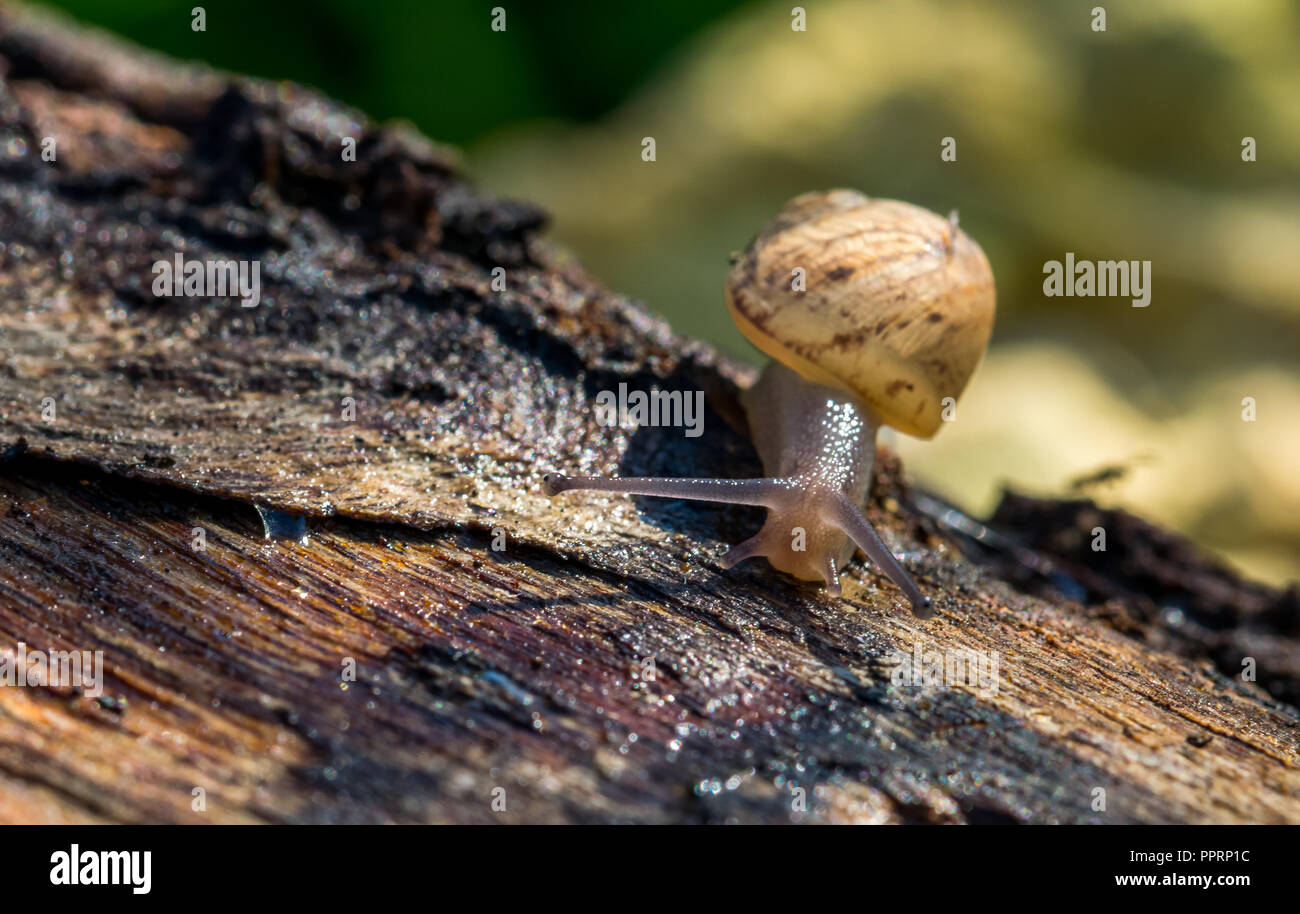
xmin=824 ymin=265 xmax=856 ymax=281
xmin=828 ymin=328 xmax=871 ymax=349
xmin=885 ymin=379 xmax=915 ymax=397
xmin=927 ymin=312 xmax=944 ymax=323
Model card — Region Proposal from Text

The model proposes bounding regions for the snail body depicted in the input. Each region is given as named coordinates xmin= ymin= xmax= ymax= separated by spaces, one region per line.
xmin=544 ymin=190 xmax=995 ymax=616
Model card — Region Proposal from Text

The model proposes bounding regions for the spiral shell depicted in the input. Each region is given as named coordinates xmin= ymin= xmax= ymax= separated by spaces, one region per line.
xmin=725 ymin=189 xmax=995 ymax=438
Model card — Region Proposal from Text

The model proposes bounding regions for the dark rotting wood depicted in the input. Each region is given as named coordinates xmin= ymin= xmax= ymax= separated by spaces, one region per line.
xmin=0 ymin=3 xmax=1296 ymax=823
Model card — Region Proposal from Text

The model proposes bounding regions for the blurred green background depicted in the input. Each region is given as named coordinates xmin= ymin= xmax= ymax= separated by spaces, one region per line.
xmin=41 ymin=0 xmax=1300 ymax=585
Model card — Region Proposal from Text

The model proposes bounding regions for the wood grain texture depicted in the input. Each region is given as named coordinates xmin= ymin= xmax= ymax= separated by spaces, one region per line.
xmin=0 ymin=2 xmax=1296 ymax=824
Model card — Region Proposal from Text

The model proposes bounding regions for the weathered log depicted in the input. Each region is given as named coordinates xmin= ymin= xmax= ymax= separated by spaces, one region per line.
xmin=0 ymin=3 xmax=1296 ymax=824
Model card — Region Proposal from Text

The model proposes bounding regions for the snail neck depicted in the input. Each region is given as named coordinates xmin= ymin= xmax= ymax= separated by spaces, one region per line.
xmin=742 ymin=361 xmax=879 ymax=507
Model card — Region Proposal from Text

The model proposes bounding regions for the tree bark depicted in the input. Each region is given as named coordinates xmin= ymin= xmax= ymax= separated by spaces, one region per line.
xmin=0 ymin=3 xmax=1296 ymax=824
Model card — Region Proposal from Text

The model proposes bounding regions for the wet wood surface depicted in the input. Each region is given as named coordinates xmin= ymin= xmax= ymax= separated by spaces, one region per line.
xmin=0 ymin=3 xmax=1296 ymax=823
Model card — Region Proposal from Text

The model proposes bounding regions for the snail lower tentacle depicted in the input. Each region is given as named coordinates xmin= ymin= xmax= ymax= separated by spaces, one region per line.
xmin=826 ymin=493 xmax=932 ymax=617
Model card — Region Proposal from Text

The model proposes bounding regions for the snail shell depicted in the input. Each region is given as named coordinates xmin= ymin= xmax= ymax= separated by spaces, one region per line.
xmin=725 ymin=189 xmax=996 ymax=438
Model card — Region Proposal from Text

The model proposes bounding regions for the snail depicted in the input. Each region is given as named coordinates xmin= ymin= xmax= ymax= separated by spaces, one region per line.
xmin=544 ymin=190 xmax=995 ymax=617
